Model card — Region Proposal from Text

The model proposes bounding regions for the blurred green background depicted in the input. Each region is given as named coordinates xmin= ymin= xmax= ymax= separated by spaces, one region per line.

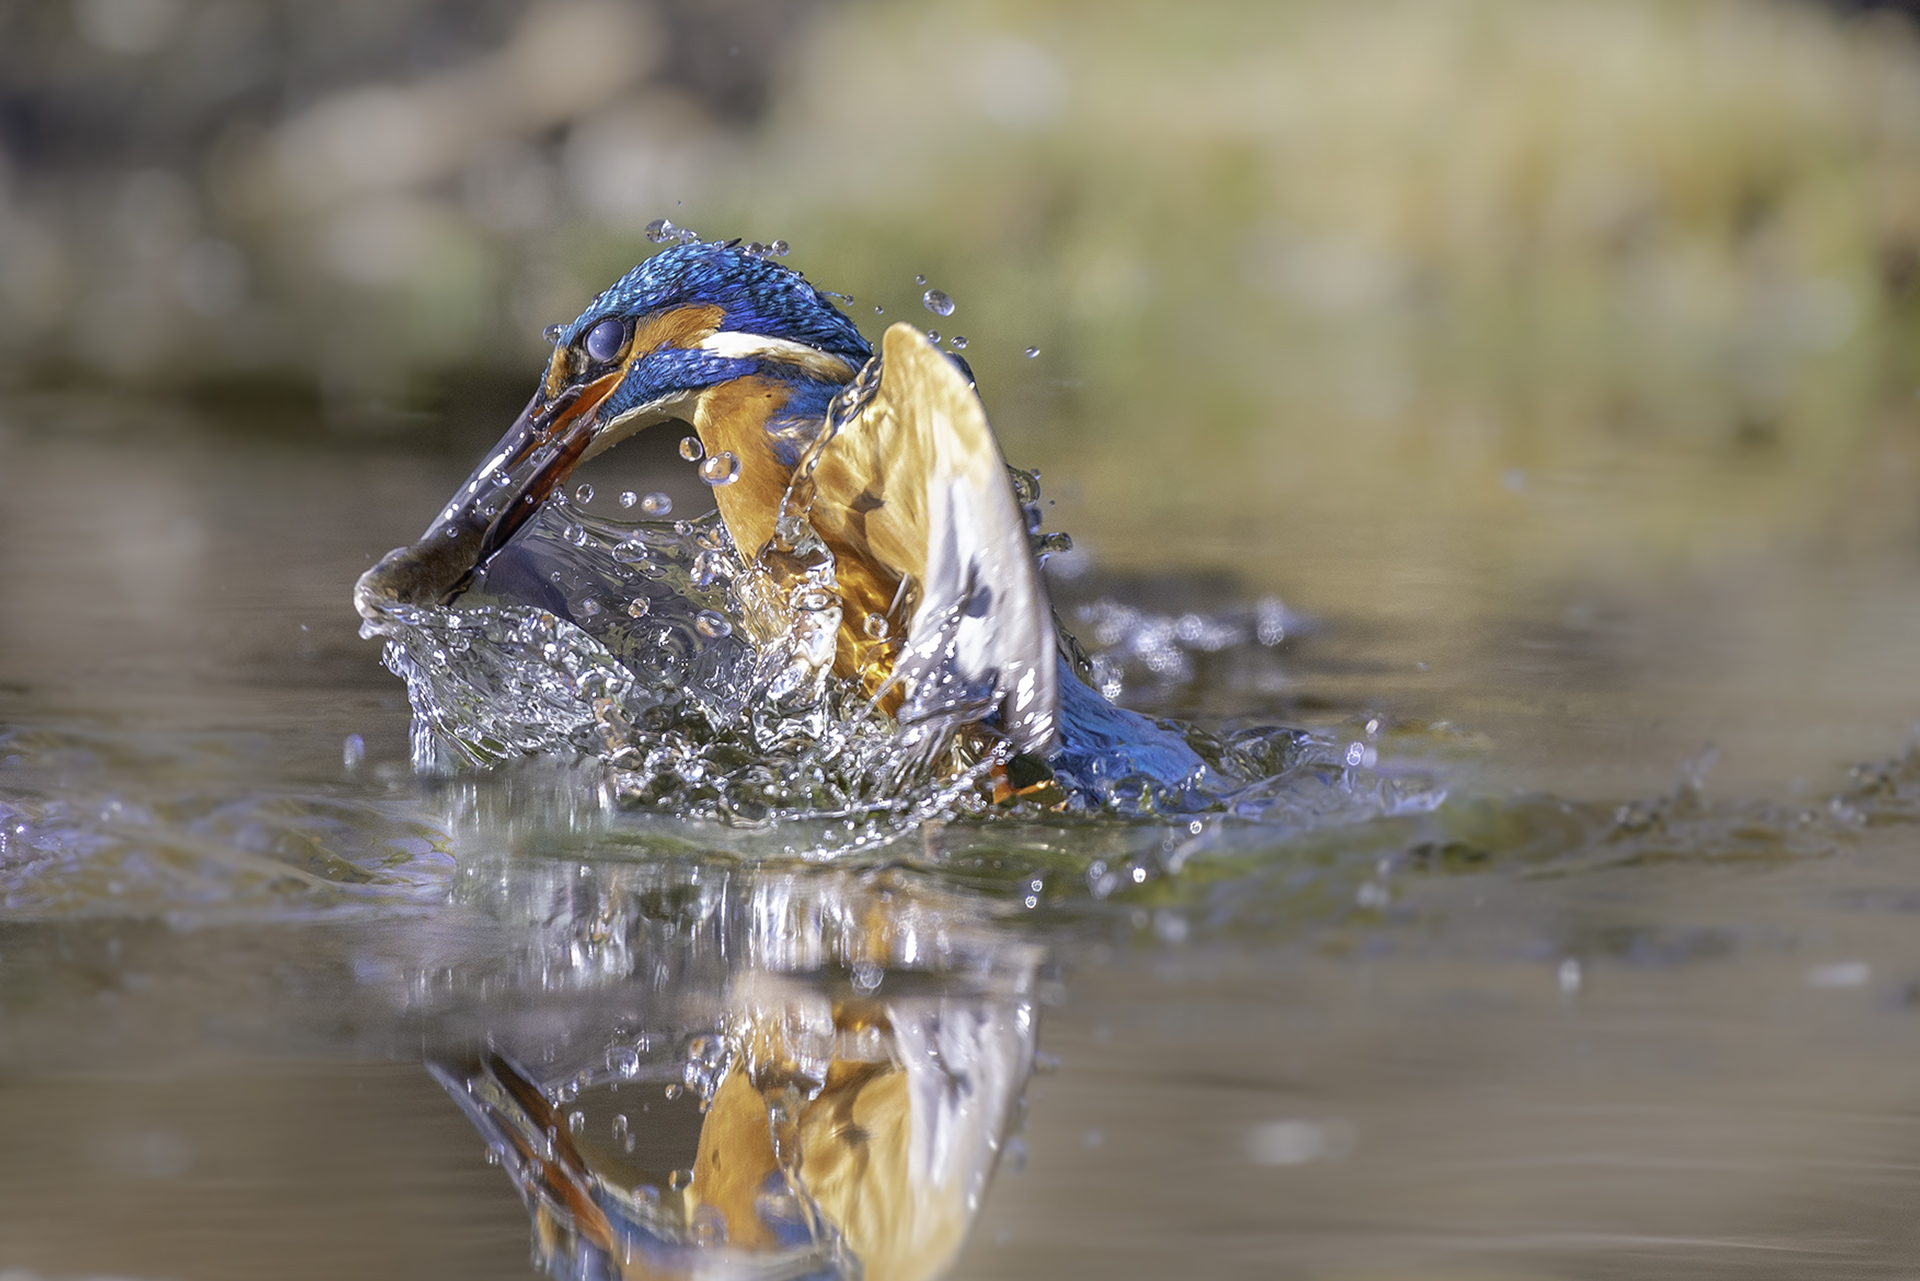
xmin=3 ymin=3 xmax=1917 ymax=462
xmin=6 ymin=0 xmax=1914 ymax=420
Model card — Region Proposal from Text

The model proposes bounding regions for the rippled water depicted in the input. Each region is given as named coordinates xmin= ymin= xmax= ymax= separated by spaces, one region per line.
xmin=7 ymin=388 xmax=1920 ymax=1278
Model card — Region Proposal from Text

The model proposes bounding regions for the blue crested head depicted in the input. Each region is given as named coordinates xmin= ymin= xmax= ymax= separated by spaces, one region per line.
xmin=513 ymin=241 xmax=877 ymax=473
xmin=557 ymin=241 xmax=871 ymax=366
xmin=400 ymin=239 xmax=879 ymax=604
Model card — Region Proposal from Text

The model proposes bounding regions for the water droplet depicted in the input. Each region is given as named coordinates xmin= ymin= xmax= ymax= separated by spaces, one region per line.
xmin=1025 ymin=346 xmax=1041 ymax=358
xmin=951 ymin=335 xmax=968 ymax=349
xmin=923 ymin=289 xmax=954 ymax=317
xmin=574 ymin=483 xmax=594 ymax=504
xmin=863 ymin=613 xmax=889 ymax=639
xmin=691 ymin=550 xmax=731 ymax=587
xmin=692 ymin=1204 xmax=727 ymax=1245
xmin=679 ymin=436 xmax=704 ymax=462
xmin=694 ymin=611 xmax=732 ymax=640
xmin=565 ymin=523 xmax=590 ymax=548
xmin=770 ymin=239 xmax=789 ymax=257
xmin=745 ymin=241 xmax=766 ymax=257
xmin=874 ymin=304 xmax=885 ymax=314
xmin=567 ymin=1110 xmax=586 ymax=1134
xmin=664 ymin=1083 xmax=682 ymax=1100
xmin=618 ymin=490 xmax=637 ymax=509
xmin=576 ymin=597 xmax=603 ymax=618
xmin=914 ymin=274 xmax=927 ymax=285
xmin=698 ymin=452 xmax=740 ymax=486
xmin=627 ymin=598 xmax=650 ymax=619
xmin=612 ymin=539 xmax=649 ymax=563
xmin=543 ymin=323 xmax=563 ymax=343
xmin=669 ymin=1168 xmax=693 ymax=1190
xmin=927 ymin=331 xmax=940 ymax=344
xmin=1558 ymin=958 xmax=1582 ymax=994
xmin=342 ymin=734 xmax=365 ymax=770
xmin=646 ymin=217 xmax=675 ymax=244
xmin=640 ymin=492 xmax=672 ymax=516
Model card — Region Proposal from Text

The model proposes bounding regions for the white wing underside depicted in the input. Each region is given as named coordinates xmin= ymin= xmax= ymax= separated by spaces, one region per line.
xmin=804 ymin=324 xmax=1058 ymax=757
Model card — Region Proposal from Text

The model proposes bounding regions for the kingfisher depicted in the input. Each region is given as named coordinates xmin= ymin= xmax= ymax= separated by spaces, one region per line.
xmin=356 ymin=240 xmax=1208 ymax=805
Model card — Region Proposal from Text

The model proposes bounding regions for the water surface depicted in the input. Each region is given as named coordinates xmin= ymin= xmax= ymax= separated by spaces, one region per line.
xmin=5 ymin=386 xmax=1920 ymax=1279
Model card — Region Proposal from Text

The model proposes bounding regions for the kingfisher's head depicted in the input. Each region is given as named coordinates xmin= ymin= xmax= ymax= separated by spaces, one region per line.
xmin=540 ymin=241 xmax=872 ymax=452
xmin=356 ymin=242 xmax=872 ymax=612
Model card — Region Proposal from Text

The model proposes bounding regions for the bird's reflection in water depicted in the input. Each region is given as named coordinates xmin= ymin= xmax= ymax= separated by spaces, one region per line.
xmin=424 ymin=804 xmax=1039 ymax=1281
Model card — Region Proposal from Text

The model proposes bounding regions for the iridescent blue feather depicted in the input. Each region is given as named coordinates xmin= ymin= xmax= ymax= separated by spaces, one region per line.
xmin=560 ymin=242 xmax=872 ymax=366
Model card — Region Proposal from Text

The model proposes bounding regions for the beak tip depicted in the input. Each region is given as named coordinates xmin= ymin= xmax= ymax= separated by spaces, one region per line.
xmin=353 ymin=534 xmax=479 ymax=618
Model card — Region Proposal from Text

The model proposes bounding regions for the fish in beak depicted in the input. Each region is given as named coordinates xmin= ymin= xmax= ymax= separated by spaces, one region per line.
xmin=353 ymin=355 xmax=673 ymax=620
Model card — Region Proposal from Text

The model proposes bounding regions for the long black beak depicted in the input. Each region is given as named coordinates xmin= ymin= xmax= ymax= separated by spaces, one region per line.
xmin=353 ymin=370 xmax=620 ymax=620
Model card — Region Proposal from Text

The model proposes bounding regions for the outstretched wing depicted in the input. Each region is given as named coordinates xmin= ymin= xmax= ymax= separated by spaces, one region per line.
xmin=802 ymin=323 xmax=1058 ymax=757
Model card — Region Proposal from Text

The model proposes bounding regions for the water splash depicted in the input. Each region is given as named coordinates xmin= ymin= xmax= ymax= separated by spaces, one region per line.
xmin=1072 ymin=594 xmax=1299 ymax=695
xmin=645 ymin=218 xmax=701 ymax=246
xmin=358 ymin=474 xmax=1449 ymax=848
xmin=360 ymin=499 xmax=1010 ymax=846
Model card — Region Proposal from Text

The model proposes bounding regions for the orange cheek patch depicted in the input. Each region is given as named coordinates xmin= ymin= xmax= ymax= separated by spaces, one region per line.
xmin=626 ymin=303 xmax=725 ymax=361
xmin=541 ymin=304 xmax=725 ymax=402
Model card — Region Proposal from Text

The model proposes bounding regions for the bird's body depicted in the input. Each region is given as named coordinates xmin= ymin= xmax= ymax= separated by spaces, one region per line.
xmin=357 ymin=240 xmax=1207 ymax=803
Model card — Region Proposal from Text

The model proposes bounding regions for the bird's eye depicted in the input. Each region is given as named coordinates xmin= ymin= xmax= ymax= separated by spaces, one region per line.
xmin=584 ymin=319 xmax=625 ymax=363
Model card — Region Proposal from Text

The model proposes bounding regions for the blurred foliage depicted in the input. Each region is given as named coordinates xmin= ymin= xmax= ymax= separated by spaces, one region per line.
xmin=1 ymin=0 xmax=1918 ymax=577
xmin=0 ymin=0 xmax=1913 ymax=389
xmin=729 ymin=0 xmax=1920 ymax=565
